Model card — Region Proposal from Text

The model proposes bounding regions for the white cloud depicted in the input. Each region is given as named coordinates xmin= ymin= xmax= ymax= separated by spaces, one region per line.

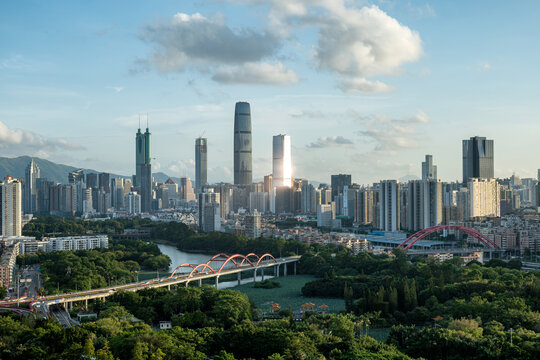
xmin=339 ymin=77 xmax=394 ymax=94
xmin=141 ymin=12 xmax=280 ymax=70
xmin=238 ymin=1 xmax=423 ymax=92
xmin=354 ymin=110 xmax=430 ymax=151
xmin=307 ymin=135 xmax=354 ymax=148
xmin=212 ymin=62 xmax=299 ymax=85
xmin=0 ymin=120 xmax=85 ymax=155
xmin=315 ymin=5 xmax=423 ymax=78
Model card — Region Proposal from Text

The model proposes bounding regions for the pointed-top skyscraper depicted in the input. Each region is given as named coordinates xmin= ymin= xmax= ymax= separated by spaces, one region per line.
xmin=234 ymin=102 xmax=252 ymax=185
xmin=135 ymin=118 xmax=152 ymax=212
xmin=24 ymin=158 xmax=40 ymax=214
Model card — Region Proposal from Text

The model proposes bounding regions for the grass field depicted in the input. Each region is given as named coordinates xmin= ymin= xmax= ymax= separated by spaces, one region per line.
xmin=232 ymin=275 xmax=346 ymax=313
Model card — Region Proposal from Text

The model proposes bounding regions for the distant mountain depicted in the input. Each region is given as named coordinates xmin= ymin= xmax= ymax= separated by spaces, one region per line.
xmin=0 ymin=156 xmax=180 ymax=184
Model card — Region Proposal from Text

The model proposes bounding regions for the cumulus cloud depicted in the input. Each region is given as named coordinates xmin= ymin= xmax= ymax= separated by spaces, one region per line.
xmin=138 ymin=12 xmax=300 ymax=85
xmin=238 ymin=1 xmax=423 ymax=93
xmin=339 ymin=77 xmax=394 ymax=94
xmin=212 ymin=62 xmax=298 ymax=85
xmin=354 ymin=110 xmax=430 ymax=151
xmin=0 ymin=121 xmax=85 ymax=155
xmin=307 ymin=136 xmax=354 ymax=148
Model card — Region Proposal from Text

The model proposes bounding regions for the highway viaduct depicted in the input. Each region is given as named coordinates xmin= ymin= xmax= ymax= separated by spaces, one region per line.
xmin=0 ymin=255 xmax=301 ymax=311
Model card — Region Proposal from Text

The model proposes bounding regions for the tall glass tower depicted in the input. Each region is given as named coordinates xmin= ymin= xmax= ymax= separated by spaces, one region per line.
xmin=195 ymin=137 xmax=208 ymax=193
xmin=272 ymin=134 xmax=292 ymax=187
xmin=234 ymin=102 xmax=252 ymax=185
xmin=136 ymin=123 xmax=152 ymax=212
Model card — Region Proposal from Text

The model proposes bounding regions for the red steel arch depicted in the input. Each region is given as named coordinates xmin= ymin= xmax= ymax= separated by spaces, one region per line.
xmin=255 ymin=253 xmax=278 ymax=266
xmin=206 ymin=253 xmax=239 ymax=267
xmin=217 ymin=254 xmax=255 ymax=273
xmin=398 ymin=225 xmax=498 ymax=251
xmin=187 ymin=263 xmax=216 ymax=278
xmin=169 ymin=253 xmax=279 ymax=279
xmin=170 ymin=263 xmax=199 ymax=278
xmin=240 ymin=253 xmax=261 ymax=266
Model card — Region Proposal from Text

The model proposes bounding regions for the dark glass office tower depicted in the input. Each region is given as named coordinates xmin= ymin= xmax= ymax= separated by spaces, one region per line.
xmin=195 ymin=137 xmax=208 ymax=193
xmin=331 ymin=174 xmax=351 ymax=200
xmin=462 ymin=136 xmax=494 ymax=183
xmin=136 ymin=124 xmax=152 ymax=212
xmin=234 ymin=102 xmax=252 ymax=185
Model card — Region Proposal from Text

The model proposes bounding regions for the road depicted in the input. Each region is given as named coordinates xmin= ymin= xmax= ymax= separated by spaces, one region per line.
xmin=0 ymin=256 xmax=300 ymax=308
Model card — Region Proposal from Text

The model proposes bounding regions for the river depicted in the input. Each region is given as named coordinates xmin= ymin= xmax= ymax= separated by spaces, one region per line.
xmin=157 ymin=244 xmax=273 ymax=289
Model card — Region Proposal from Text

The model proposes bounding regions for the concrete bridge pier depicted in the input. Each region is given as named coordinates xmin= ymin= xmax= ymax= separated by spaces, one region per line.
xmin=284 ymin=263 xmax=288 ymax=277
xmin=84 ymin=299 xmax=88 ymax=310
xmin=167 ymin=284 xmax=171 ymax=291
xmin=215 ymin=276 xmax=219 ymax=288
xmin=198 ymin=279 xmax=202 ymax=287
xmin=237 ymin=272 xmax=241 ymax=286
xmin=68 ymin=302 xmax=72 ymax=311
xmin=253 ymin=269 xmax=257 ymax=282
xmin=261 ymin=268 xmax=265 ymax=281
xmin=185 ymin=281 xmax=190 ymax=287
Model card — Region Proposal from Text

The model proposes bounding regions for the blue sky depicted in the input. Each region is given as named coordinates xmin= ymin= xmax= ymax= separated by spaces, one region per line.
xmin=1 ymin=0 xmax=539 ymax=184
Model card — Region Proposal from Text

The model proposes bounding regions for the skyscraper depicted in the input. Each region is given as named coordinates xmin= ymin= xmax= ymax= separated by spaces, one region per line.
xmin=198 ymin=189 xmax=221 ymax=232
xmin=462 ymin=136 xmax=494 ymax=183
xmin=407 ymin=180 xmax=443 ymax=231
xmin=331 ymin=174 xmax=352 ymax=200
xmin=179 ymin=177 xmax=196 ymax=202
xmin=195 ymin=137 xmax=208 ymax=193
xmin=272 ymin=134 xmax=292 ymax=188
xmin=23 ymin=158 xmax=40 ymax=214
xmin=379 ymin=180 xmax=400 ymax=232
xmin=421 ymin=155 xmax=437 ymax=180
xmin=234 ymin=102 xmax=252 ymax=185
xmin=1 ymin=177 xmax=22 ymax=236
xmin=136 ymin=124 xmax=152 ymax=212
xmin=468 ymin=178 xmax=500 ymax=219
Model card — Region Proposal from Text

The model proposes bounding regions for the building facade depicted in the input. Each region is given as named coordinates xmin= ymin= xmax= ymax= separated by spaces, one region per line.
xmin=462 ymin=136 xmax=494 ymax=183
xmin=272 ymin=134 xmax=292 ymax=188
xmin=379 ymin=180 xmax=400 ymax=232
xmin=1 ymin=177 xmax=22 ymax=237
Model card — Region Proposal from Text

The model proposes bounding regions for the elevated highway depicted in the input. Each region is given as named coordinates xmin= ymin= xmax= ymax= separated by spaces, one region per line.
xmin=0 ymin=254 xmax=300 ymax=309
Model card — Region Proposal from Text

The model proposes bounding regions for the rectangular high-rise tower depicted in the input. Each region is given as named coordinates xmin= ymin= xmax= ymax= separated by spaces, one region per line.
xmin=462 ymin=136 xmax=494 ymax=183
xmin=195 ymin=137 xmax=208 ymax=193
xmin=1 ymin=177 xmax=22 ymax=237
xmin=272 ymin=134 xmax=292 ymax=188
xmin=234 ymin=102 xmax=252 ymax=185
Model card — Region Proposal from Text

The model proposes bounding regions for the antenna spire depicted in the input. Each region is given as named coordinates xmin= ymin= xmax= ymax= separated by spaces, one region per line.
xmin=146 ymin=113 xmax=149 ymax=129
xmin=138 ymin=114 xmax=141 ymax=129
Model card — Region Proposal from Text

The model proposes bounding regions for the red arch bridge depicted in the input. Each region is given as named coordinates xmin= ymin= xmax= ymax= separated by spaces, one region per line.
xmin=397 ymin=225 xmax=499 ymax=252
xmin=0 ymin=254 xmax=301 ymax=310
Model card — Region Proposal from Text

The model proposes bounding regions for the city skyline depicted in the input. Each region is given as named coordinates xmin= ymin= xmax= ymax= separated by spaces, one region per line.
xmin=1 ymin=1 xmax=539 ymax=184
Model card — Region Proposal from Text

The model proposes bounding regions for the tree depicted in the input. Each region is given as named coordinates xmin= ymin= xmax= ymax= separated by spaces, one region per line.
xmin=0 ymin=286 xmax=7 ymax=299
